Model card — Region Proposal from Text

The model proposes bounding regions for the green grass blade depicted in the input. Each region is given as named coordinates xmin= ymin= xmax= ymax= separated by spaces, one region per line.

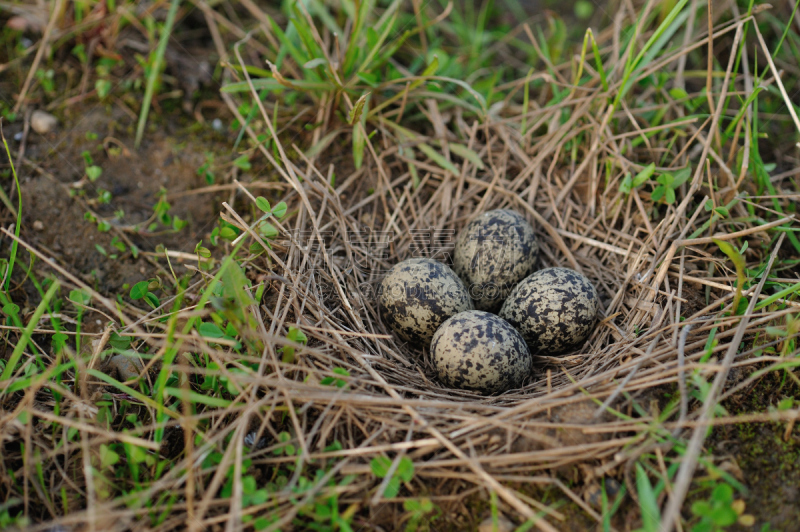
xmin=342 ymin=0 xmax=371 ymax=76
xmin=635 ymin=463 xmax=661 ymax=532
xmin=449 ymin=143 xmax=485 ymax=170
xmin=87 ymin=368 xmax=175 ymax=415
xmin=589 ymin=30 xmax=608 ymax=92
xmin=755 ymin=281 xmax=800 ymax=310
xmin=4 ymin=360 xmax=75 ymax=395
xmin=631 ymin=0 xmax=690 ymax=70
xmin=134 ymin=0 xmax=180 ymax=149
xmin=164 ymin=387 xmax=232 ymax=407
xmin=356 ymin=12 xmax=397 ymax=76
xmin=269 ymin=14 xmax=309 ymax=68
xmin=1 ymin=129 xmax=22 ymax=292
xmin=614 ymin=0 xmax=690 ymax=108
xmin=722 ymin=87 xmax=763 ymax=140
xmin=290 ymin=6 xmax=325 ymax=64
xmin=417 ymin=144 xmax=459 ymax=175
xmin=1 ymin=280 xmax=60 ymax=385
xmin=221 ymin=78 xmax=333 ymax=93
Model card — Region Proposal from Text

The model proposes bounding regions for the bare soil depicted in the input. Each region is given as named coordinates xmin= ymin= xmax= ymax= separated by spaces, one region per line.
xmin=13 ymin=104 xmax=228 ymax=296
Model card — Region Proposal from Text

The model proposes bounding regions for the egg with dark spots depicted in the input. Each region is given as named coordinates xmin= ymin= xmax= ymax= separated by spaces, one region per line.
xmin=499 ymin=267 xmax=599 ymax=355
xmin=431 ymin=310 xmax=532 ymax=394
xmin=379 ymin=258 xmax=474 ymax=347
xmin=453 ymin=209 xmax=539 ymax=312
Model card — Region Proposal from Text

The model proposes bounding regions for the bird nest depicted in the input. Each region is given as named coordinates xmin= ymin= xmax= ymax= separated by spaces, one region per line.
xmin=192 ymin=13 xmax=799 ymax=528
xmin=213 ymin=62 xmax=793 ymax=530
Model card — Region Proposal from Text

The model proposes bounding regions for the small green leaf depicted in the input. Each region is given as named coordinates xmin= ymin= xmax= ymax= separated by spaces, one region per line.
xmin=271 ymin=201 xmax=287 ymax=219
xmin=287 ymin=326 xmax=307 ymax=344
xmin=95 ymin=79 xmax=112 ymax=98
xmin=383 ymin=476 xmax=401 ymax=498
xmin=219 ymin=227 xmax=237 ymax=240
xmin=172 ymin=216 xmax=187 ymax=231
xmin=52 ymin=332 xmax=68 ymax=353
xmin=69 ymin=289 xmax=91 ymax=305
xmin=109 ymin=333 xmax=132 ymax=349
xmin=130 ymin=281 xmax=149 ymax=300
xmin=714 ymin=206 xmax=729 ymax=217
xmin=255 ymin=197 xmax=271 ymax=213
xmin=259 ymin=222 xmax=279 ymax=239
xmin=665 ymin=187 xmax=676 ymax=204
xmin=86 ymin=165 xmax=102 ymax=181
xmin=671 ymin=166 xmax=692 ymax=187
xmin=99 ymin=444 xmax=119 ymax=469
xmin=709 ymin=506 xmax=737 ymax=526
xmin=669 ymin=87 xmax=689 ymax=99
xmin=144 ymin=292 xmax=159 ymax=309
xmin=620 ymin=173 xmax=633 ymax=195
xmin=396 ymin=457 xmax=414 ymax=482
xmin=198 ymin=322 xmax=225 ymax=338
xmin=574 ymin=0 xmax=594 ymax=19
xmin=711 ymin=483 xmax=733 ymax=504
xmin=234 ymin=155 xmax=251 ymax=171
xmin=691 ymin=501 xmax=711 ymax=516
xmin=195 ymin=242 xmax=212 ymax=258
xmin=371 ymin=456 xmax=392 ymax=478
xmin=651 ymin=186 xmax=665 ymax=202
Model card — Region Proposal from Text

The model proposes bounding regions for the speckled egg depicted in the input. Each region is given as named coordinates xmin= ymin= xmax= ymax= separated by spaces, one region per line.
xmin=499 ymin=267 xmax=599 ymax=355
xmin=453 ymin=209 xmax=539 ymax=312
xmin=431 ymin=310 xmax=532 ymax=394
xmin=379 ymin=258 xmax=474 ymax=347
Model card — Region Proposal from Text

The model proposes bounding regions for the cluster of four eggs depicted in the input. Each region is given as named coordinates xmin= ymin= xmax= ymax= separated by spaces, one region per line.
xmin=378 ymin=210 xmax=599 ymax=394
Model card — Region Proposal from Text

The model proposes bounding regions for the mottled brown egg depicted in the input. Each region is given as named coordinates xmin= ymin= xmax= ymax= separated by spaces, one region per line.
xmin=453 ymin=209 xmax=538 ymax=311
xmin=431 ymin=310 xmax=532 ymax=394
xmin=379 ymin=258 xmax=473 ymax=347
xmin=499 ymin=267 xmax=598 ymax=355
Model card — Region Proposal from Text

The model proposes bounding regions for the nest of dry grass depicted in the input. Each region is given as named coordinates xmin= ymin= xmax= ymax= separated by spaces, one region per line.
xmin=3 ymin=1 xmax=800 ymax=531
xmin=199 ymin=12 xmax=799 ymax=531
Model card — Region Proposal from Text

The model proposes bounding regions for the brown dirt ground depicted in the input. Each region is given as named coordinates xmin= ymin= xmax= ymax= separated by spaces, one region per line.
xmin=9 ymin=104 xmax=231 ymax=302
